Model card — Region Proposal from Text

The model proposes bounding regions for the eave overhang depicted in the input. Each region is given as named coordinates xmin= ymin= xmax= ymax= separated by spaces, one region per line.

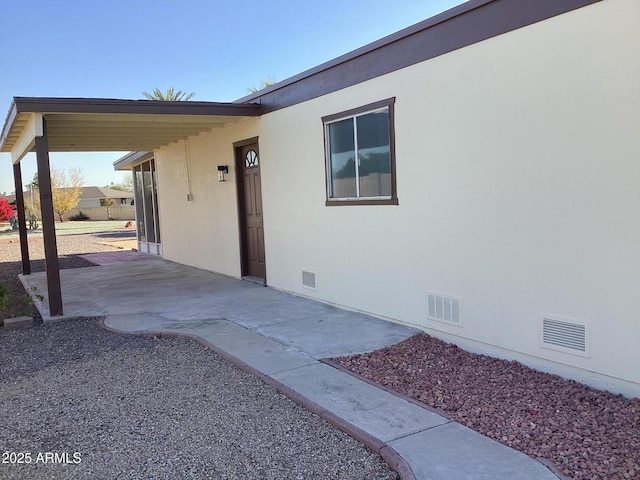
xmin=0 ymin=97 xmax=262 ymax=163
xmin=113 ymin=150 xmax=154 ymax=171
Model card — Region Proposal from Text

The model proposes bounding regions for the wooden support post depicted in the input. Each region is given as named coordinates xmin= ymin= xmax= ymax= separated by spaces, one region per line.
xmin=12 ymin=162 xmax=31 ymax=275
xmin=35 ymin=119 xmax=63 ymax=316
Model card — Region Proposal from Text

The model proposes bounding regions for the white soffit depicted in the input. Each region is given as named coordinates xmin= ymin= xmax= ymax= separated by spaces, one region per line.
xmin=0 ymin=98 xmax=261 ymax=158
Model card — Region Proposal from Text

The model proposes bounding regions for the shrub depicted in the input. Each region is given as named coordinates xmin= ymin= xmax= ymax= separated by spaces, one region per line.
xmin=0 ymin=283 xmax=10 ymax=311
xmin=0 ymin=197 xmax=15 ymax=221
xmin=69 ymin=211 xmax=90 ymax=221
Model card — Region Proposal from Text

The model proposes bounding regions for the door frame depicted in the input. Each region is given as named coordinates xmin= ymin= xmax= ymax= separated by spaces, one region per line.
xmin=233 ymin=136 xmax=266 ymax=284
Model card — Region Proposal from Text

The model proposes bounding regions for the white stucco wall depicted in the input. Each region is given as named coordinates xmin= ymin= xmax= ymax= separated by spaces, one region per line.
xmin=154 ymin=118 xmax=259 ymax=276
xmin=153 ymin=0 xmax=640 ymax=397
xmin=258 ymin=0 xmax=640 ymax=396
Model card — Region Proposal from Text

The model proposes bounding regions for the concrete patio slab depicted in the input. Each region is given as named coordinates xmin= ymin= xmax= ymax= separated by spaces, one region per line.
xmin=105 ymin=314 xmax=246 ymax=337
xmin=21 ymin=256 xmax=559 ymax=480
xmin=224 ymin=295 xmax=336 ymax=329
xmin=104 ymin=313 xmax=167 ymax=332
xmin=257 ymin=309 xmax=421 ymax=358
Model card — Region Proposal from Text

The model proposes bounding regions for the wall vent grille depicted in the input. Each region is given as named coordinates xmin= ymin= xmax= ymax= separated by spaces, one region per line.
xmin=302 ymin=271 xmax=316 ymax=289
xmin=542 ymin=316 xmax=588 ymax=355
xmin=427 ymin=293 xmax=461 ymax=325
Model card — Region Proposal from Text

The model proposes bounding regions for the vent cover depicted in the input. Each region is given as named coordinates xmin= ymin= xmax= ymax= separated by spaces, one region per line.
xmin=302 ymin=271 xmax=316 ymax=289
xmin=427 ymin=293 xmax=461 ymax=325
xmin=541 ymin=316 xmax=589 ymax=356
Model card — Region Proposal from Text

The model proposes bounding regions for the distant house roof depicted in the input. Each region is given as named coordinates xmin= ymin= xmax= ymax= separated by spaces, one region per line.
xmin=2 ymin=186 xmax=133 ymax=204
xmin=79 ymin=186 xmax=133 ymax=200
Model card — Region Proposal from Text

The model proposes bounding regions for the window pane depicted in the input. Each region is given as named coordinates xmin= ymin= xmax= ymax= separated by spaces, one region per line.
xmin=142 ymin=162 xmax=156 ymax=244
xmin=134 ymin=167 xmax=146 ymax=242
xmin=328 ymin=118 xmax=356 ymax=198
xmin=357 ymin=110 xmax=391 ymax=197
xmin=151 ymin=159 xmax=161 ymax=243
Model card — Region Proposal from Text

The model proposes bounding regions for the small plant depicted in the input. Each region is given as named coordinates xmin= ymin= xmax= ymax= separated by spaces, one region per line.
xmin=9 ymin=215 xmax=19 ymax=230
xmin=70 ymin=211 xmax=90 ymax=221
xmin=0 ymin=282 xmax=35 ymax=319
xmin=13 ymin=293 xmax=35 ymax=317
xmin=0 ymin=283 xmax=10 ymax=310
xmin=28 ymin=213 xmax=39 ymax=230
xmin=31 ymin=288 xmax=45 ymax=303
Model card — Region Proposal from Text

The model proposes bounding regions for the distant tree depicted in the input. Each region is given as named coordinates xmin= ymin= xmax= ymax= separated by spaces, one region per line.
xmin=50 ymin=167 xmax=83 ymax=222
xmin=20 ymin=168 xmax=83 ymax=222
xmin=143 ymin=87 xmax=195 ymax=101
xmin=0 ymin=197 xmax=15 ymax=221
xmin=100 ymin=198 xmax=115 ymax=207
xmin=109 ymin=177 xmax=134 ymax=192
xmin=248 ymin=77 xmax=277 ymax=93
xmin=23 ymin=184 xmax=40 ymax=222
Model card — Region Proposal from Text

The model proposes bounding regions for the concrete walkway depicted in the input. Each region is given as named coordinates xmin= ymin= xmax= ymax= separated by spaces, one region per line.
xmin=21 ymin=256 xmax=559 ymax=480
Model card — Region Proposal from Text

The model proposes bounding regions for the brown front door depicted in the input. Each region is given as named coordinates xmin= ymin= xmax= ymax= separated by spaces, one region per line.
xmin=236 ymin=140 xmax=266 ymax=280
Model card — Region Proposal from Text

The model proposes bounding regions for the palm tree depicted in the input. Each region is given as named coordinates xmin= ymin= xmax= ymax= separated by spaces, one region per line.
xmin=142 ymin=87 xmax=195 ymax=101
xmin=248 ymin=77 xmax=277 ymax=94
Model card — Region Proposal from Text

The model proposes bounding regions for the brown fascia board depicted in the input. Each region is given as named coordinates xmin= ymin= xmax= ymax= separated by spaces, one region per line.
xmin=0 ymin=99 xmax=18 ymax=151
xmin=113 ymin=151 xmax=153 ymax=171
xmin=236 ymin=0 xmax=602 ymax=113
xmin=10 ymin=97 xmax=262 ymax=116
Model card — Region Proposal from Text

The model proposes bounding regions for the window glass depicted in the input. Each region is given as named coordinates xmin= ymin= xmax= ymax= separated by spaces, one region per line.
xmin=151 ymin=159 xmax=161 ymax=243
xmin=357 ymin=110 xmax=391 ymax=197
xmin=142 ymin=161 xmax=156 ymax=244
xmin=324 ymin=99 xmax=396 ymax=204
xmin=328 ymin=118 xmax=356 ymax=198
xmin=133 ymin=166 xmax=146 ymax=242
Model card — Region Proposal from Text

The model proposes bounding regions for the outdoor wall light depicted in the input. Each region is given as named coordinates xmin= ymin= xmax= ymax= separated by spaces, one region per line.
xmin=217 ymin=165 xmax=229 ymax=182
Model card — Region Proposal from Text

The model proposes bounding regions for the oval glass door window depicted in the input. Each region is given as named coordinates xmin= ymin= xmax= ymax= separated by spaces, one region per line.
xmin=245 ymin=150 xmax=259 ymax=168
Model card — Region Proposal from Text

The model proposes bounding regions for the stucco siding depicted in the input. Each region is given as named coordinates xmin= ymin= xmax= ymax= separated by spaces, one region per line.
xmin=257 ymin=0 xmax=640 ymax=396
xmin=153 ymin=0 xmax=639 ymax=396
xmin=154 ymin=118 xmax=259 ymax=276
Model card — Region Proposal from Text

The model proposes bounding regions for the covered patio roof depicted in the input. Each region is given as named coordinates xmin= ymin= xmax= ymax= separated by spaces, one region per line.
xmin=0 ymin=97 xmax=262 ymax=162
xmin=1 ymin=96 xmax=262 ymax=317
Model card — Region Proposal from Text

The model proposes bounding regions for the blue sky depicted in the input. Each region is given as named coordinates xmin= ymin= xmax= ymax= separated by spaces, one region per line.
xmin=0 ymin=0 xmax=464 ymax=195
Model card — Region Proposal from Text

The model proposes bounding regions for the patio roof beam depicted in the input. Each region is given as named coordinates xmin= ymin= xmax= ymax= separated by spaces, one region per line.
xmin=12 ymin=162 xmax=30 ymax=275
xmin=35 ymin=118 xmax=63 ymax=316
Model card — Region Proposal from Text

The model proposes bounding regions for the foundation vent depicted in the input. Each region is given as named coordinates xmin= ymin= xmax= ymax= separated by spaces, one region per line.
xmin=427 ymin=293 xmax=461 ymax=325
xmin=302 ymin=271 xmax=316 ymax=289
xmin=541 ymin=316 xmax=588 ymax=356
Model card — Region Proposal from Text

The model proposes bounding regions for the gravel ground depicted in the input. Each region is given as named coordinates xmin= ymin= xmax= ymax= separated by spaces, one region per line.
xmin=334 ymin=334 xmax=640 ymax=480
xmin=1 ymin=228 xmax=398 ymax=479
xmin=0 ymin=318 xmax=398 ymax=479
xmin=0 ymin=228 xmax=127 ymax=319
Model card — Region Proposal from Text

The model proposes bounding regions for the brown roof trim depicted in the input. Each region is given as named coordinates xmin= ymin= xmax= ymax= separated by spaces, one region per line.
xmin=114 ymin=151 xmax=154 ymax=171
xmin=236 ymin=0 xmax=601 ymax=113
xmin=0 ymin=99 xmax=19 ymax=153
xmin=10 ymin=97 xmax=262 ymax=116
